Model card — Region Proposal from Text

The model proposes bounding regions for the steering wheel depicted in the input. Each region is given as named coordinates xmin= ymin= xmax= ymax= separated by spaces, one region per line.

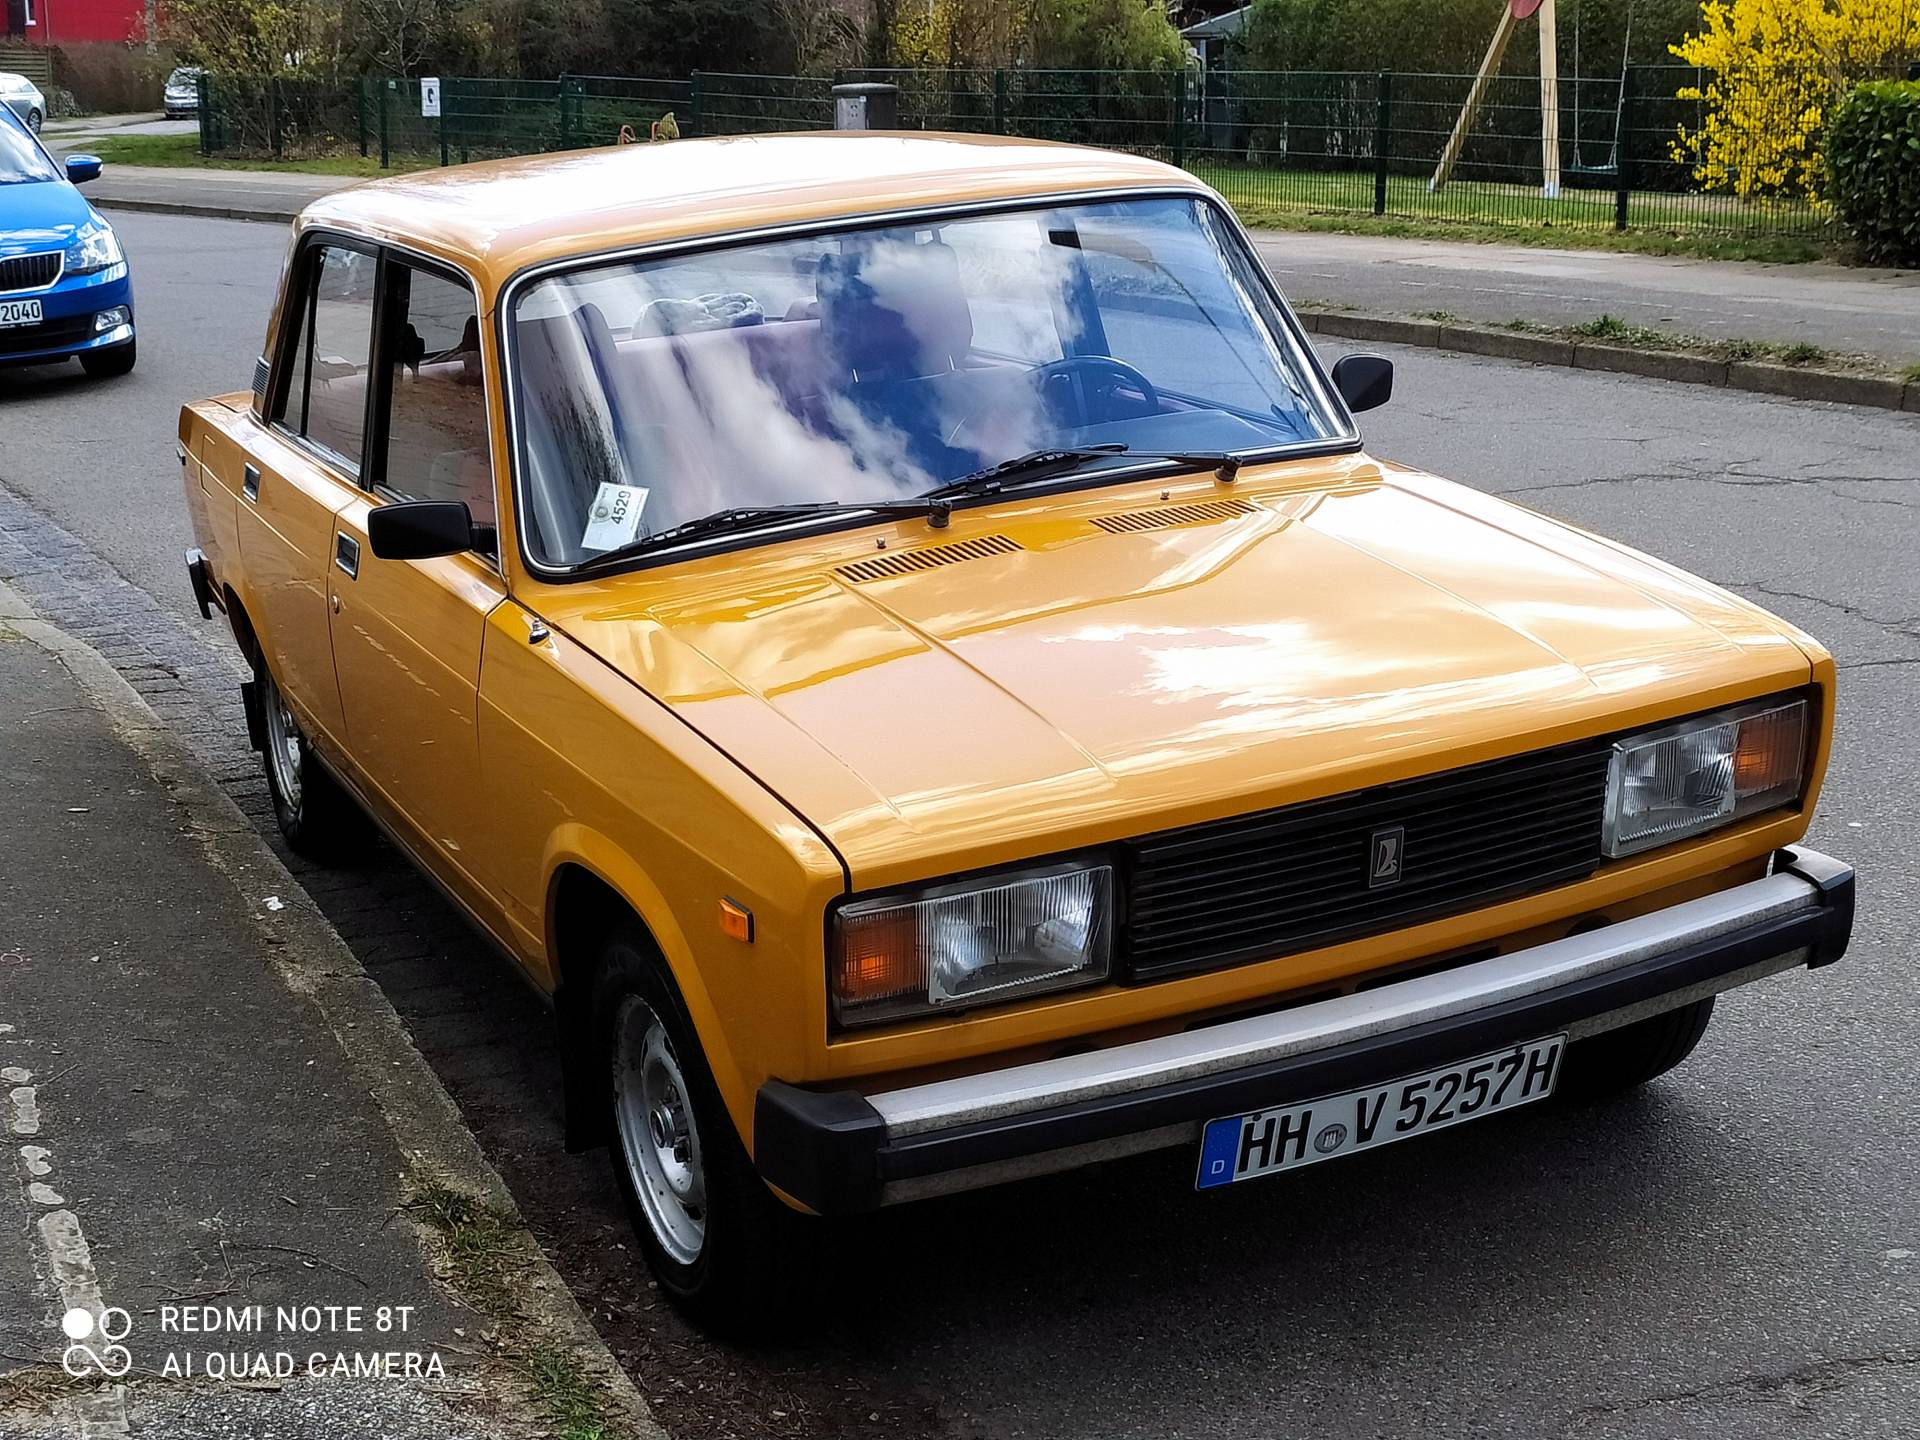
xmin=949 ymin=354 xmax=1160 ymax=450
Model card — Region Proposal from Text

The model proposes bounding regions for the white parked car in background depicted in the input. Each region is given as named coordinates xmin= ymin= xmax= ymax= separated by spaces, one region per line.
xmin=163 ymin=67 xmax=202 ymax=120
xmin=1 ymin=73 xmax=46 ymax=134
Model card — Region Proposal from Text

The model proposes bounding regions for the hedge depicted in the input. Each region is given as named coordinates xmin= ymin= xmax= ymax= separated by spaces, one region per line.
xmin=1826 ymin=80 xmax=1920 ymax=266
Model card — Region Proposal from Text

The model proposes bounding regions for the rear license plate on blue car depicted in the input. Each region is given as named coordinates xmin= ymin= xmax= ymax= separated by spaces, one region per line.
xmin=1196 ymin=1034 xmax=1565 ymax=1189
xmin=0 ymin=298 xmax=44 ymax=329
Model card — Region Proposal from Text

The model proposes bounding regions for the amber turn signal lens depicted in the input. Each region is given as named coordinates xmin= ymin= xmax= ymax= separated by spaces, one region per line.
xmin=1733 ymin=702 xmax=1805 ymax=799
xmin=833 ymin=914 xmax=921 ymax=1006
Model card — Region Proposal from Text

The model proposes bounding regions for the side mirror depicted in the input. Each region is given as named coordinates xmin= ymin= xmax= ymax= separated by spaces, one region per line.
xmin=1331 ymin=353 xmax=1393 ymax=414
xmin=368 ymin=500 xmax=489 ymax=560
xmin=65 ymin=155 xmax=103 ymax=185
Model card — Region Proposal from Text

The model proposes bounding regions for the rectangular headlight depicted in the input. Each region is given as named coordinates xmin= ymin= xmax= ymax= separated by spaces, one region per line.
xmin=1603 ymin=695 xmax=1808 ymax=858
xmin=831 ymin=861 xmax=1113 ymax=1027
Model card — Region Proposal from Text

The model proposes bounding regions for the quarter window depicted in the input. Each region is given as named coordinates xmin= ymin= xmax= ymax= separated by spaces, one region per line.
xmin=381 ymin=264 xmax=493 ymax=531
xmin=280 ymin=244 xmax=376 ymax=473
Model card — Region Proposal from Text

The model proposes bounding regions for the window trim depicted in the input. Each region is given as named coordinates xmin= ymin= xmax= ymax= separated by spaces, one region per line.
xmin=494 ymin=185 xmax=1363 ymax=584
xmin=368 ymin=248 xmax=499 ymax=559
xmin=267 ymin=229 xmax=498 ymax=562
xmin=267 ymin=231 xmax=382 ymax=482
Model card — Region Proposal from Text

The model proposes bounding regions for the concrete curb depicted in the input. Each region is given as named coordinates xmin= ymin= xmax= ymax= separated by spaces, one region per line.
xmin=1298 ymin=307 xmax=1920 ymax=414
xmin=94 ymin=195 xmax=300 ymax=225
xmin=0 ymin=579 xmax=663 ymax=1440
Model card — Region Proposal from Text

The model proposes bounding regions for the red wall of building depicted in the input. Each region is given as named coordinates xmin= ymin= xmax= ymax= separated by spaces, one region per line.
xmin=12 ymin=0 xmax=148 ymax=44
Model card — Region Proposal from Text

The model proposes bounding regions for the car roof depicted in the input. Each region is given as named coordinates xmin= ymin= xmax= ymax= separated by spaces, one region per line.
xmin=297 ymin=132 xmax=1201 ymax=298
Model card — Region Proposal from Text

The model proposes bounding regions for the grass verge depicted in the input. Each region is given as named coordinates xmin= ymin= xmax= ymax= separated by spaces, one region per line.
xmin=1502 ymin=311 xmax=1905 ymax=373
xmin=80 ymin=133 xmax=422 ymax=177
xmin=408 ymin=1174 xmax=626 ymax=1440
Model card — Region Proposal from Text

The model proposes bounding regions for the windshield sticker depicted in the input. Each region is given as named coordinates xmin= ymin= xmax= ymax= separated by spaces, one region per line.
xmin=582 ymin=483 xmax=649 ymax=551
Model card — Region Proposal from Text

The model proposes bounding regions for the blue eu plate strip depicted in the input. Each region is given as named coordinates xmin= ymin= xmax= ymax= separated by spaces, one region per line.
xmin=1195 ymin=1115 xmax=1243 ymax=1190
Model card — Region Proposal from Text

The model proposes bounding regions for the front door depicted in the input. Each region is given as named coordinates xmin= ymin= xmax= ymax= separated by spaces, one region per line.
xmin=327 ymin=257 xmax=506 ymax=915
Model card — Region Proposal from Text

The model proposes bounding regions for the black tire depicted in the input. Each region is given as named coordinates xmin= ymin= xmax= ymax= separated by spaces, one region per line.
xmin=26 ymin=108 xmax=41 ymax=134
xmin=1555 ymin=997 xmax=1715 ymax=1104
xmin=80 ymin=340 xmax=136 ymax=378
xmin=256 ymin=663 xmax=367 ymax=862
xmin=594 ymin=921 xmax=809 ymax=1335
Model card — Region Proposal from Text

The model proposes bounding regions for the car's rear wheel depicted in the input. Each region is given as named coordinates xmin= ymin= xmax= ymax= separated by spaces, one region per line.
xmin=80 ymin=340 xmax=136 ymax=378
xmin=26 ymin=108 xmax=42 ymax=133
xmin=257 ymin=665 xmax=366 ymax=862
xmin=595 ymin=921 xmax=807 ymax=1335
xmin=1555 ymin=997 xmax=1715 ymax=1103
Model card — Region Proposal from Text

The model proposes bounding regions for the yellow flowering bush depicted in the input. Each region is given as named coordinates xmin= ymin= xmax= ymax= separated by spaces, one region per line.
xmin=1669 ymin=0 xmax=1920 ymax=199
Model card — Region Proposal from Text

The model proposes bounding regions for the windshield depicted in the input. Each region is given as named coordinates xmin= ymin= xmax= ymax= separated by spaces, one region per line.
xmin=167 ymin=68 xmax=200 ymax=87
xmin=0 ymin=111 xmax=56 ymax=185
xmin=509 ymin=195 xmax=1348 ymax=570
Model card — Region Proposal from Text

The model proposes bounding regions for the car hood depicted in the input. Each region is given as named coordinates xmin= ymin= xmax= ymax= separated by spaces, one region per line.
xmin=0 ymin=177 xmax=92 ymax=252
xmin=535 ymin=455 xmax=1819 ymax=886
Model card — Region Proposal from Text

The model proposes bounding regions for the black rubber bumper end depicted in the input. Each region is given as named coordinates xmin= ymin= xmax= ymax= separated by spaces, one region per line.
xmin=1777 ymin=845 xmax=1855 ymax=967
xmin=185 ymin=547 xmax=216 ymax=620
xmin=755 ymin=1081 xmax=886 ymax=1215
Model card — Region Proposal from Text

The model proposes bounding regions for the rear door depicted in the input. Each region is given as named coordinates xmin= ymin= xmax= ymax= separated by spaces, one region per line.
xmin=234 ymin=238 xmax=380 ymax=752
xmin=327 ymin=253 xmax=507 ymax=917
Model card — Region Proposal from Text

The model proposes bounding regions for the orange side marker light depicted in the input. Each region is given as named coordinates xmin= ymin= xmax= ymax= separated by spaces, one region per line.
xmin=719 ymin=897 xmax=755 ymax=944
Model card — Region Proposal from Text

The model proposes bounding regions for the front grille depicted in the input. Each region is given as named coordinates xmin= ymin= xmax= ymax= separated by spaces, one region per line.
xmin=0 ymin=312 xmax=92 ymax=358
xmin=0 ymin=251 xmax=62 ymax=294
xmin=1123 ymin=737 xmax=1615 ymax=980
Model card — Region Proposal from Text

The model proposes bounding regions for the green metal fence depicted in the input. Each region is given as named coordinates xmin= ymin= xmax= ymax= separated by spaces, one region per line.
xmin=198 ymin=64 xmax=1841 ymax=242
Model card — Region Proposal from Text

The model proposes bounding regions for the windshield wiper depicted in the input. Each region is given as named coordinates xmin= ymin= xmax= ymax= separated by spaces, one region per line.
xmin=925 ymin=444 xmax=1243 ymax=501
xmin=583 ymin=496 xmax=960 ymax=568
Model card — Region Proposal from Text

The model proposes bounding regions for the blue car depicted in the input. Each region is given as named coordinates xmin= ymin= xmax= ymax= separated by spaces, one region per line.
xmin=0 ymin=104 xmax=135 ymax=378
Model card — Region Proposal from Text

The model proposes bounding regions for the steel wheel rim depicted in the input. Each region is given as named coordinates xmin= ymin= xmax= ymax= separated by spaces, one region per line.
xmin=612 ymin=994 xmax=707 ymax=1266
xmin=261 ymin=677 xmax=304 ymax=812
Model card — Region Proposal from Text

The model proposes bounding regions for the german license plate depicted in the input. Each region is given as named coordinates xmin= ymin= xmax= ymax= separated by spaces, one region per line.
xmin=0 ymin=298 xmax=43 ymax=328
xmin=1196 ymin=1034 xmax=1565 ymax=1190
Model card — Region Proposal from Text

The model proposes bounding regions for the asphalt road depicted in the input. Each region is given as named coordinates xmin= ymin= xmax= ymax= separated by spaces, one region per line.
xmin=3 ymin=210 xmax=1917 ymax=1439
xmin=1252 ymin=230 xmax=1920 ymax=365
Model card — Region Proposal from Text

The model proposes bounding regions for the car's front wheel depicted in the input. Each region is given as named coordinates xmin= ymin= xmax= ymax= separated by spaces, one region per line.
xmin=595 ymin=922 xmax=806 ymax=1334
xmin=257 ymin=664 xmax=366 ymax=861
xmin=80 ymin=340 xmax=136 ymax=378
xmin=1555 ymin=997 xmax=1715 ymax=1103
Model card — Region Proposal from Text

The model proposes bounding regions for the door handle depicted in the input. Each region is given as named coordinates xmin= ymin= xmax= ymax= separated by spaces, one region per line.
xmin=334 ymin=533 xmax=360 ymax=579
xmin=242 ymin=463 xmax=261 ymax=501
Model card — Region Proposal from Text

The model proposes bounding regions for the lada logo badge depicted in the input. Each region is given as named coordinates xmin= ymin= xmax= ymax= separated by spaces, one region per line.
xmin=1368 ymin=826 xmax=1405 ymax=888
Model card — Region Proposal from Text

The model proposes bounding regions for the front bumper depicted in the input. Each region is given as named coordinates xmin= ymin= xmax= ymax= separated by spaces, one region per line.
xmin=757 ymin=845 xmax=1854 ymax=1213
xmin=0 ymin=265 xmax=134 ymax=368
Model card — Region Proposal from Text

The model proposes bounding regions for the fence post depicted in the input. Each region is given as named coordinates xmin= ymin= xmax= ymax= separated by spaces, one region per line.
xmin=270 ymin=78 xmax=283 ymax=161
xmin=355 ymin=76 xmax=368 ymax=158
xmin=1171 ymin=68 xmax=1187 ymax=169
xmin=688 ymin=71 xmax=704 ymax=137
xmin=993 ymin=69 xmax=1007 ymax=135
xmin=439 ymin=78 xmax=450 ymax=167
xmin=379 ymin=79 xmax=390 ymax=169
xmin=1373 ymin=71 xmax=1393 ymax=216
xmin=1613 ymin=65 xmax=1636 ymax=232
xmin=196 ymin=72 xmax=211 ymax=156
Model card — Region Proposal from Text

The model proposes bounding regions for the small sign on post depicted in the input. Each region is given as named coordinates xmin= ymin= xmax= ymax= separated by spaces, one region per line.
xmin=420 ymin=77 xmax=441 ymax=118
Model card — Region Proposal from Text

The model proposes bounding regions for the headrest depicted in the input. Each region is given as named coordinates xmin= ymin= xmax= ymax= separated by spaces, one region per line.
xmin=816 ymin=240 xmax=973 ymax=382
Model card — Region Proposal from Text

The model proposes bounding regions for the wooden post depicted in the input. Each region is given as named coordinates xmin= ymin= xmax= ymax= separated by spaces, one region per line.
xmin=1430 ymin=2 xmax=1519 ymax=192
xmin=1538 ymin=0 xmax=1561 ymax=198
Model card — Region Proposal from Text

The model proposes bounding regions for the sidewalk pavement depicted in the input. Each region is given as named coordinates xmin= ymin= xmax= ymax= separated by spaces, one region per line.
xmin=0 ymin=589 xmax=651 ymax=1437
xmin=1250 ymin=229 xmax=1920 ymax=366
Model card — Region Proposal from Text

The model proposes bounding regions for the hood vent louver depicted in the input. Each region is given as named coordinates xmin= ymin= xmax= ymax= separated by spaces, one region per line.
xmin=837 ymin=534 xmax=1023 ymax=584
xmin=1090 ymin=498 xmax=1259 ymax=535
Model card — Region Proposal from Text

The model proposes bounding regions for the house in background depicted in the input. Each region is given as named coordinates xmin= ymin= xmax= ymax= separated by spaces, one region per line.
xmin=3 ymin=0 xmax=151 ymax=46
xmin=1179 ymin=3 xmax=1251 ymax=71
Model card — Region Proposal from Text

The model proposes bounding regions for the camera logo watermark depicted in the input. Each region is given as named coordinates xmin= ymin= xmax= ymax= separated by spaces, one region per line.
xmin=61 ymin=1305 xmax=133 ymax=1379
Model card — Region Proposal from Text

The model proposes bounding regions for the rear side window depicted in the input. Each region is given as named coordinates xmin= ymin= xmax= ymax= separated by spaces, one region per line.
xmin=381 ymin=263 xmax=494 ymax=530
xmin=277 ymin=244 xmax=376 ymax=472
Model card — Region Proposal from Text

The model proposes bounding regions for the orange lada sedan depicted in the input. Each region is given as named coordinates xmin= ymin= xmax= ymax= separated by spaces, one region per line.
xmin=178 ymin=133 xmax=1854 ymax=1330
